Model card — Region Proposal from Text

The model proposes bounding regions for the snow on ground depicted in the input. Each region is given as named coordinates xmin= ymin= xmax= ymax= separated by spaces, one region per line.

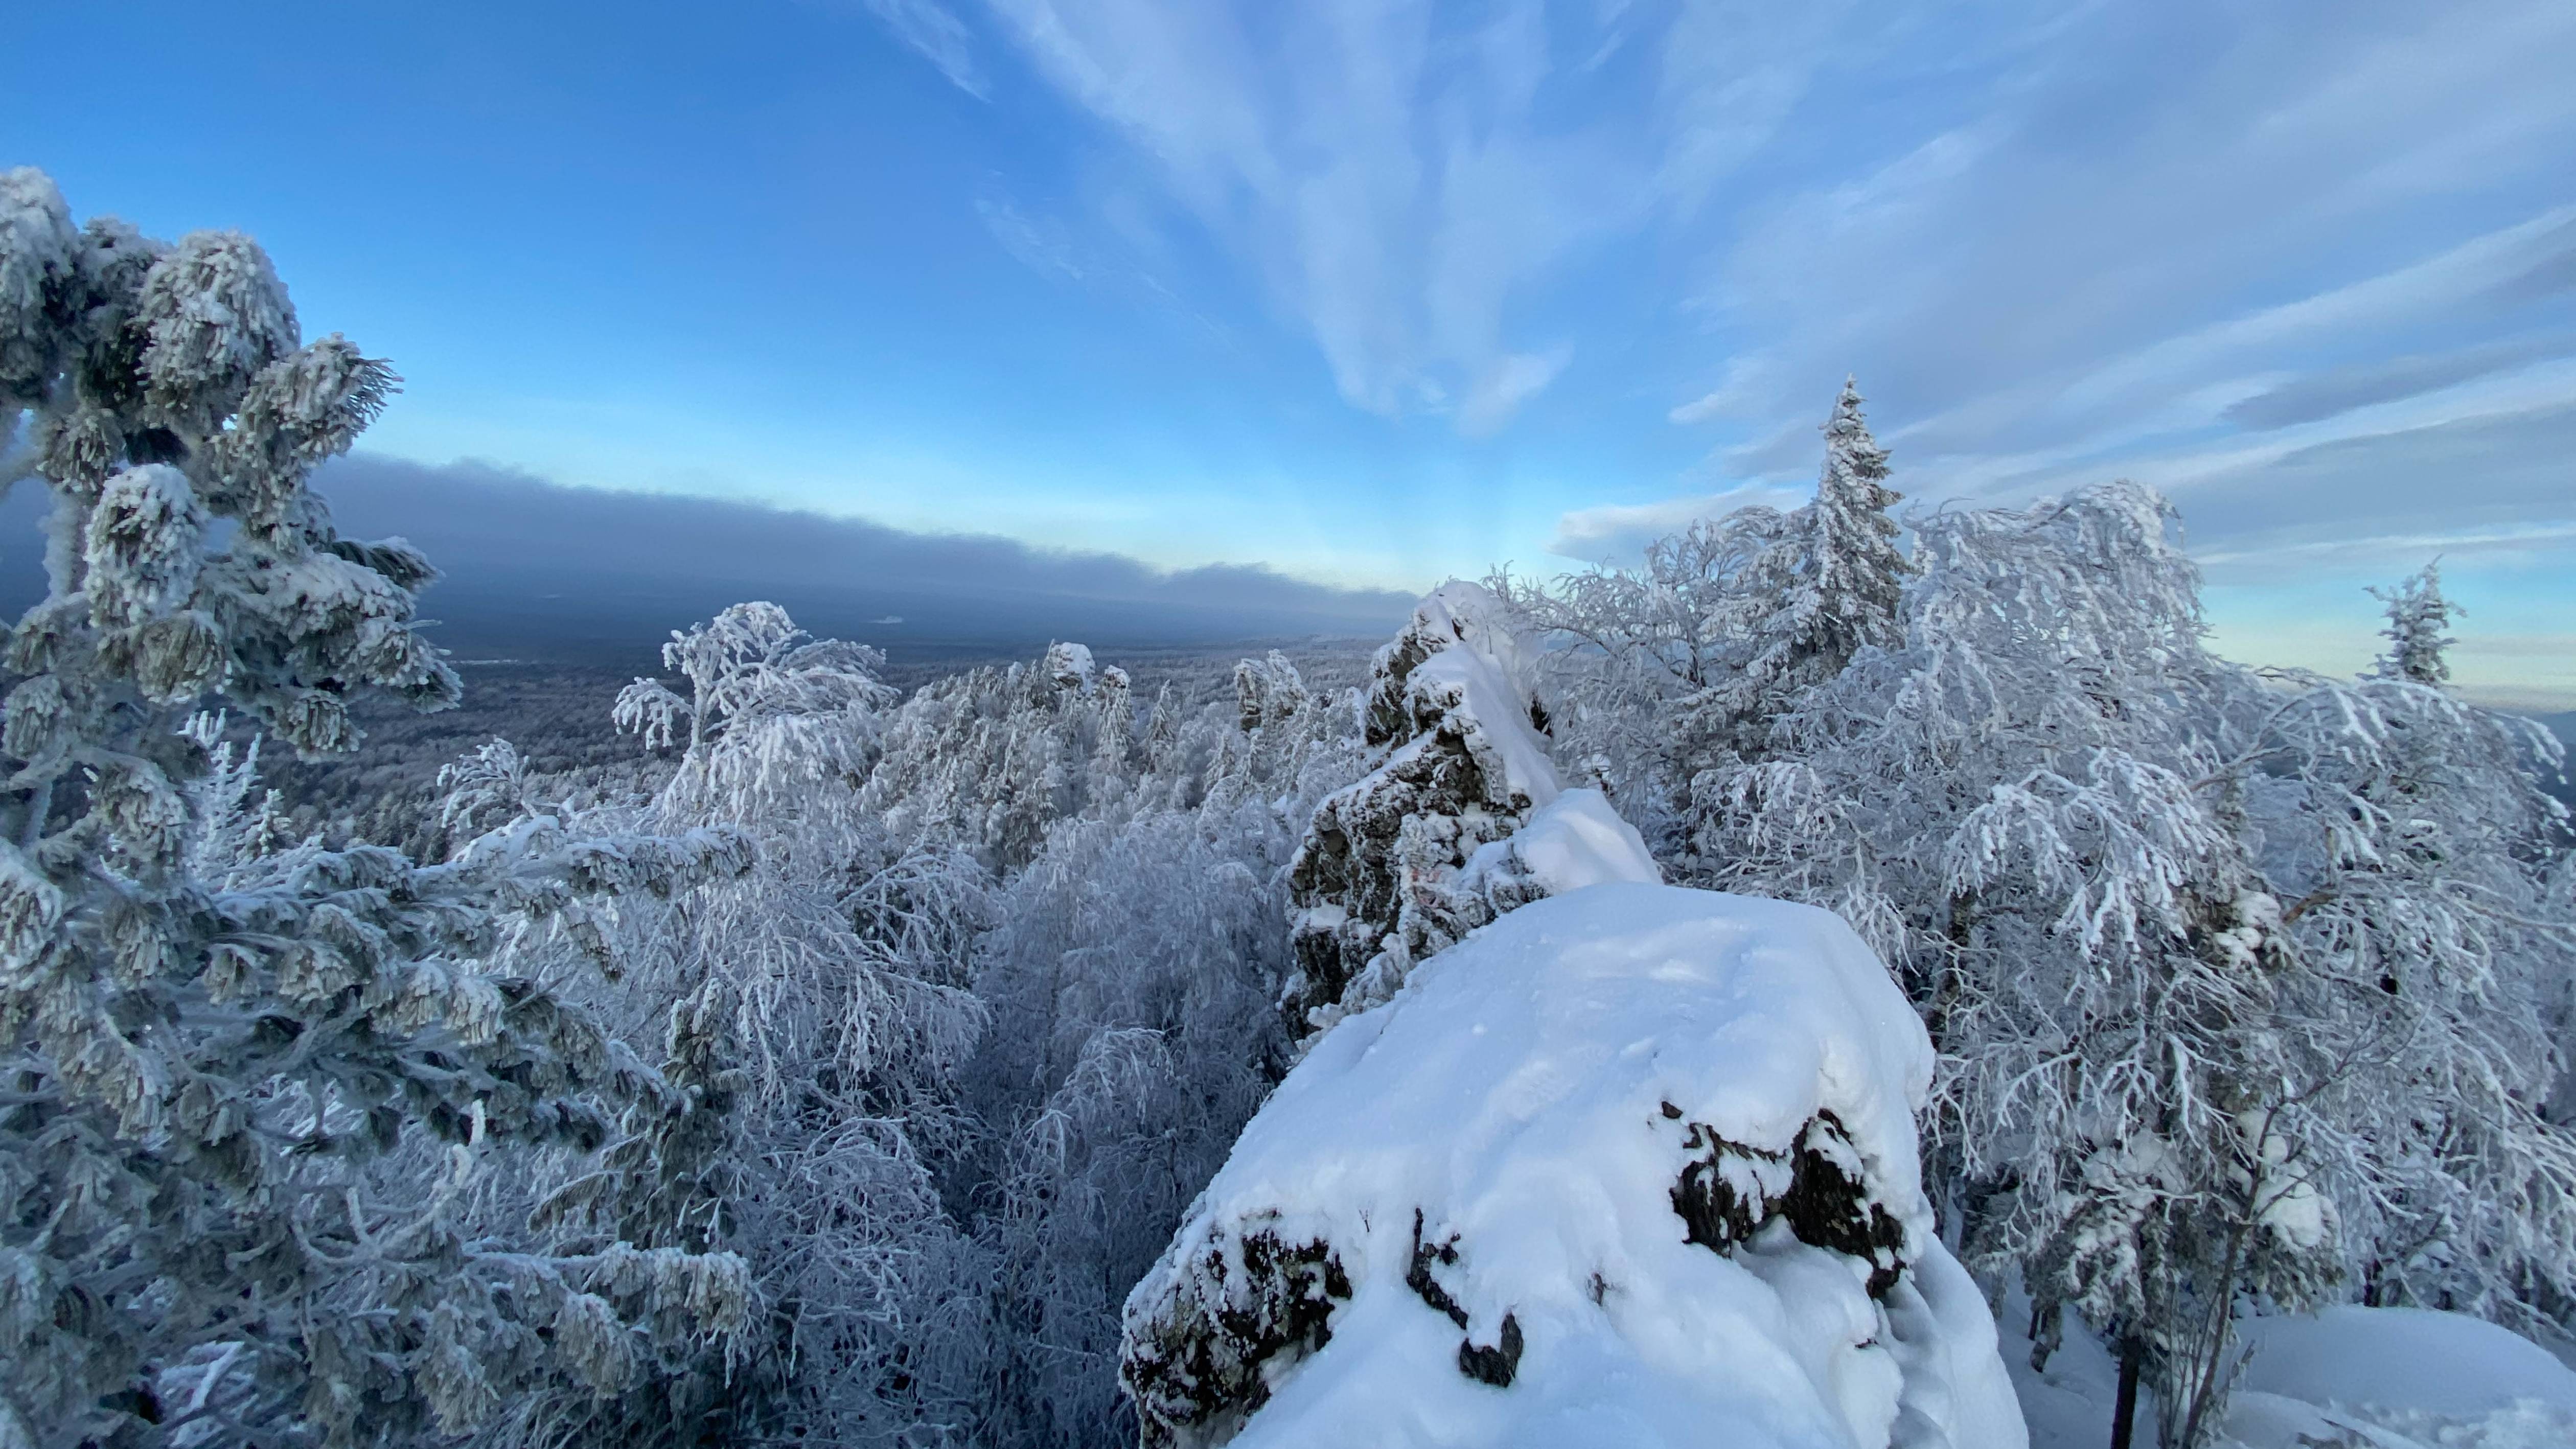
xmin=2000 ymin=1288 xmax=2576 ymax=1449
xmin=1121 ymin=882 xmax=2023 ymax=1449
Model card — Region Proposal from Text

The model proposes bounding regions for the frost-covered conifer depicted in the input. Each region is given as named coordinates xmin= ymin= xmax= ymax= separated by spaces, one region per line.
xmin=1692 ymin=376 xmax=1910 ymax=761
xmin=2368 ymin=561 xmax=2458 ymax=686
xmin=0 ymin=170 xmax=748 ymax=1449
xmin=1785 ymin=376 xmax=1908 ymax=666
xmin=1495 ymin=379 xmax=1910 ymax=858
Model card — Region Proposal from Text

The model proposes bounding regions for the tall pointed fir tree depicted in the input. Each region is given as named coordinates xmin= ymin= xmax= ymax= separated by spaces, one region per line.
xmin=1494 ymin=376 xmax=1912 ymax=861
xmin=0 ymin=169 xmax=750 ymax=1449
xmin=1802 ymin=374 xmax=1911 ymax=662
xmin=1693 ymin=375 xmax=1911 ymax=760
xmin=2369 ymin=561 xmax=2458 ymax=686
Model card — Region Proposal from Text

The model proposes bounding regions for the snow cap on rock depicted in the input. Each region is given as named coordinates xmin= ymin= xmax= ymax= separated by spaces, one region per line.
xmin=1125 ymin=882 xmax=2026 ymax=1449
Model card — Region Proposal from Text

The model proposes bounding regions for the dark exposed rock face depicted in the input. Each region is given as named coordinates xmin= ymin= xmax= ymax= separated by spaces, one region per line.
xmin=1671 ymin=1108 xmax=1910 ymax=1297
xmin=1407 ymin=1211 xmax=1525 ymax=1389
xmin=1286 ymin=725 xmax=1512 ymax=1017
xmin=1120 ymin=1226 xmax=1351 ymax=1449
xmin=1455 ymin=1317 xmax=1524 ymax=1388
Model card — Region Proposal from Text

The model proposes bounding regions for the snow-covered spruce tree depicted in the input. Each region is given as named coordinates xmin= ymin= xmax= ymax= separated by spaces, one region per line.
xmin=2368 ymin=561 xmax=2458 ymax=687
xmin=1493 ymin=377 xmax=1908 ymax=858
xmin=1282 ymin=583 xmax=1656 ymax=1037
xmin=0 ymin=170 xmax=750 ymax=1448
xmin=1687 ymin=375 xmax=1910 ymax=765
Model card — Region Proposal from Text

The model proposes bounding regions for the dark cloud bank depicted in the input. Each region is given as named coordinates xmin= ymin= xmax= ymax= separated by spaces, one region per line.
xmin=0 ymin=456 xmax=1415 ymax=670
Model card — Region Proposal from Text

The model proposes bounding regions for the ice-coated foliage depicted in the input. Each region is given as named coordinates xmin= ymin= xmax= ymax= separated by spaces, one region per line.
xmin=18 ymin=165 xmax=2557 ymax=1448
xmin=444 ymin=608 xmax=1374 ymax=1448
xmin=614 ymin=601 xmax=897 ymax=819
xmin=2212 ymin=658 xmax=2576 ymax=1331
xmin=1121 ymin=885 xmax=2026 ymax=1449
xmin=446 ymin=602 xmax=995 ymax=1448
xmin=0 ymin=171 xmax=749 ymax=1449
xmin=1620 ymin=484 xmax=2576 ymax=1446
xmin=963 ymin=806 xmax=1303 ymax=1446
xmin=862 ymin=643 xmax=1142 ymax=873
xmin=1492 ymin=514 xmax=1774 ymax=848
xmin=952 ymin=645 xmax=1367 ymax=1448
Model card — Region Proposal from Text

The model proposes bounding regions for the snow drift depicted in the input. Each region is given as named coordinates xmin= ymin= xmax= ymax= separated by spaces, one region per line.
xmin=1121 ymin=882 xmax=2024 ymax=1449
xmin=2006 ymin=1294 xmax=2576 ymax=1448
xmin=2225 ymin=1306 xmax=2576 ymax=1448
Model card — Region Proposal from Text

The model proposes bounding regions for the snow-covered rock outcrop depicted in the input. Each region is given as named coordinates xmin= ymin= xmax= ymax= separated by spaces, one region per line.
xmin=1122 ymin=883 xmax=2025 ymax=1449
xmin=1284 ymin=582 xmax=1659 ymax=1034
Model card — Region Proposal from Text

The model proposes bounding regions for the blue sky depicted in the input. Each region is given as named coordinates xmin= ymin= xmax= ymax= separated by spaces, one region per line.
xmin=10 ymin=1 xmax=2575 ymax=704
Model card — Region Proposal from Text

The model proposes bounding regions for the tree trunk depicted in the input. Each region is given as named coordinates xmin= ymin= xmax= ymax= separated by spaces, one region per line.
xmin=2109 ymin=1340 xmax=2143 ymax=1449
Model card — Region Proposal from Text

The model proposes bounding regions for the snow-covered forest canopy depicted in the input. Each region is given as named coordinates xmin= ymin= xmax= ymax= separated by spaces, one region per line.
xmin=6 ymin=171 xmax=2575 ymax=1449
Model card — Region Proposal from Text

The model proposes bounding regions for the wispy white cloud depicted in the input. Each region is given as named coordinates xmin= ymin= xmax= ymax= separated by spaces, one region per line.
xmin=1459 ymin=349 xmax=1572 ymax=438
xmin=2192 ymin=520 xmax=2576 ymax=571
xmin=975 ymin=192 xmax=1083 ymax=281
xmin=1668 ymin=356 xmax=1771 ymax=426
xmin=1657 ymin=2 xmax=2576 ymax=584
xmin=2222 ymin=334 xmax=2571 ymax=431
xmin=1548 ymin=480 xmax=1809 ymax=564
xmin=852 ymin=0 xmax=987 ymax=97
xmin=843 ymin=0 xmax=2576 ymax=655
xmin=1881 ymin=204 xmax=2576 ymax=473
xmin=921 ymin=0 xmax=1864 ymax=434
